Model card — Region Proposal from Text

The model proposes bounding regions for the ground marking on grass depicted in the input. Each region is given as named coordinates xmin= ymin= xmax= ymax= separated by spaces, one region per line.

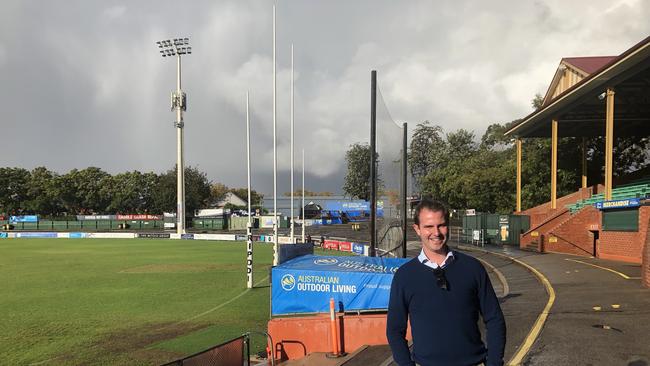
xmin=564 ymin=258 xmax=641 ymax=280
xmin=178 ymin=275 xmax=270 ymax=324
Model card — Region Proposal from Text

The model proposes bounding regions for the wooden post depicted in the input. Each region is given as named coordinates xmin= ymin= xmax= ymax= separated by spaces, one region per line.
xmin=605 ymin=88 xmax=615 ymax=201
xmin=551 ymin=119 xmax=558 ymax=209
xmin=581 ymin=137 xmax=587 ymax=188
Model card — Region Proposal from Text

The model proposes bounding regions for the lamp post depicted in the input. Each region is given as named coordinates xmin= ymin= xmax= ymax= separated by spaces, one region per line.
xmin=156 ymin=37 xmax=192 ymax=235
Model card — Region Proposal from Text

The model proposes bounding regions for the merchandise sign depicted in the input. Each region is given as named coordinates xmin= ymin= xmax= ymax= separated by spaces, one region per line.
xmin=595 ymin=198 xmax=640 ymax=210
xmin=10 ymin=215 xmax=38 ymax=223
xmin=271 ymin=255 xmax=408 ymax=315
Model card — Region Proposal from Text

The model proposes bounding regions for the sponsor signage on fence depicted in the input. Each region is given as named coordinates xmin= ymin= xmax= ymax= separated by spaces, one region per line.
xmin=338 ymin=241 xmax=352 ymax=252
xmin=10 ymin=215 xmax=38 ymax=223
xmin=0 ymin=233 xmax=8 ymax=238
xmin=192 ymin=233 xmax=238 ymax=241
xmin=180 ymin=234 xmax=195 ymax=240
xmin=352 ymin=243 xmax=365 ymax=255
xmin=137 ymin=233 xmax=171 ymax=239
xmin=594 ymin=198 xmax=640 ymax=210
xmin=322 ymin=240 xmax=339 ymax=250
xmin=271 ymin=255 xmax=409 ymax=315
xmin=117 ymin=214 xmax=162 ymax=220
xmin=87 ymin=233 xmax=136 ymax=239
xmin=76 ymin=215 xmax=116 ymax=221
xmin=16 ymin=232 xmax=57 ymax=238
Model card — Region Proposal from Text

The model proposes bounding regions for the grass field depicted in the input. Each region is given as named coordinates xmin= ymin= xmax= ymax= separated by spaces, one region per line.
xmin=0 ymin=238 xmax=286 ymax=365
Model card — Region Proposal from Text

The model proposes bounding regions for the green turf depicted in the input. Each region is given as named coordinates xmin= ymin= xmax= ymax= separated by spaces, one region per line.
xmin=0 ymin=238 xmax=354 ymax=365
xmin=0 ymin=238 xmax=277 ymax=365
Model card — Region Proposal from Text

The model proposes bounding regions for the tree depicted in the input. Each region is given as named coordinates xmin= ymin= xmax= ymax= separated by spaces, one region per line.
xmin=151 ymin=165 xmax=211 ymax=216
xmin=343 ymin=143 xmax=372 ymax=200
xmin=0 ymin=167 xmax=30 ymax=215
xmin=229 ymin=187 xmax=264 ymax=206
xmin=210 ymin=182 xmax=229 ymax=204
xmin=24 ymin=167 xmax=60 ymax=216
xmin=104 ymin=171 xmax=159 ymax=213
xmin=531 ymin=93 xmax=544 ymax=110
xmin=408 ymin=122 xmax=446 ymax=191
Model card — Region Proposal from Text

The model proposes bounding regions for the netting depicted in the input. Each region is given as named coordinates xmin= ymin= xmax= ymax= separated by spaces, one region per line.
xmin=374 ymin=85 xmax=405 ymax=257
xmin=161 ymin=335 xmax=245 ymax=366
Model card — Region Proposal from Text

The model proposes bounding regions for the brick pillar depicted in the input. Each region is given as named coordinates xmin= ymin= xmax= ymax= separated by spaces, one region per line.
xmin=639 ymin=207 xmax=650 ymax=288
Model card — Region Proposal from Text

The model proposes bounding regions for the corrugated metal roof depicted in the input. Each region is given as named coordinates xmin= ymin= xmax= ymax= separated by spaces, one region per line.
xmin=562 ymin=56 xmax=617 ymax=75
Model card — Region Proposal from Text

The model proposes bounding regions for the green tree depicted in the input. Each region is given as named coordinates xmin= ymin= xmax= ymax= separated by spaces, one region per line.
xmin=104 ymin=171 xmax=159 ymax=213
xmin=343 ymin=143 xmax=372 ymax=200
xmin=24 ymin=167 xmax=60 ymax=215
xmin=229 ymin=187 xmax=264 ymax=206
xmin=151 ymin=166 xmax=212 ymax=216
xmin=408 ymin=122 xmax=446 ymax=190
xmin=0 ymin=167 xmax=30 ymax=215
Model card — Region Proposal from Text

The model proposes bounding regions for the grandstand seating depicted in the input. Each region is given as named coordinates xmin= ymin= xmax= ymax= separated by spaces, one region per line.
xmin=567 ymin=182 xmax=650 ymax=213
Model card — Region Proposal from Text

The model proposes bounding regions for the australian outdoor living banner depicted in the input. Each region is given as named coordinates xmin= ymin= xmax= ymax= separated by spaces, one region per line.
xmin=271 ymin=255 xmax=408 ymax=315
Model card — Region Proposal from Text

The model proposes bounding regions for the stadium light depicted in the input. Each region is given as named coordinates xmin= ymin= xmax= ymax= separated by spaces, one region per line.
xmin=156 ymin=36 xmax=192 ymax=234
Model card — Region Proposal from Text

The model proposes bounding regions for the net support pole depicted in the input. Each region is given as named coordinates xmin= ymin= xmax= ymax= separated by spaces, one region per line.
xmin=402 ymin=122 xmax=407 ymax=258
xmin=370 ymin=70 xmax=377 ymax=257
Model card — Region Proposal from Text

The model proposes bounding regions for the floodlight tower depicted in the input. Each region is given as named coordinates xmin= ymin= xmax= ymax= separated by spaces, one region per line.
xmin=156 ymin=37 xmax=192 ymax=234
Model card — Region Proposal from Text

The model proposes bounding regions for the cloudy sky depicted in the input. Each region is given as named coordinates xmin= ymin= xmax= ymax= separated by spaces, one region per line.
xmin=1 ymin=0 xmax=649 ymax=195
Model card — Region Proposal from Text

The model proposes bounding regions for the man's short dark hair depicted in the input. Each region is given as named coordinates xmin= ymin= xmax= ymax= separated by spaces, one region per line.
xmin=414 ymin=199 xmax=449 ymax=225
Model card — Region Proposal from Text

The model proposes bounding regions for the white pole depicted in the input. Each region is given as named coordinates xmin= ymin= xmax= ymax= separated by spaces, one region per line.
xmin=176 ymin=53 xmax=186 ymax=235
xmin=272 ymin=5 xmax=278 ymax=266
xmin=302 ymin=149 xmax=305 ymax=243
xmin=290 ymin=44 xmax=295 ymax=244
xmin=246 ymin=92 xmax=253 ymax=289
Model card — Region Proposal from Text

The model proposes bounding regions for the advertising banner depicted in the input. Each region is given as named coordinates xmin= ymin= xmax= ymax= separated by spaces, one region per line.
xmin=76 ymin=215 xmax=116 ymax=221
xmin=117 ymin=214 xmax=162 ymax=220
xmin=322 ymin=240 xmax=339 ymax=250
xmin=87 ymin=233 xmax=136 ymax=239
xmin=138 ymin=233 xmax=171 ymax=239
xmin=181 ymin=234 xmax=195 ymax=240
xmin=338 ymin=241 xmax=352 ymax=252
xmin=10 ymin=215 xmax=38 ymax=223
xmin=69 ymin=232 xmax=87 ymax=239
xmin=192 ymin=233 xmax=238 ymax=241
xmin=16 ymin=232 xmax=57 ymax=238
xmin=0 ymin=233 xmax=8 ymax=238
xmin=352 ymin=243 xmax=365 ymax=255
xmin=272 ymin=255 xmax=408 ymax=315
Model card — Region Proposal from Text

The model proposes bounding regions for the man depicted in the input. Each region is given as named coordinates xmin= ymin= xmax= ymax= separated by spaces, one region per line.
xmin=387 ymin=199 xmax=506 ymax=366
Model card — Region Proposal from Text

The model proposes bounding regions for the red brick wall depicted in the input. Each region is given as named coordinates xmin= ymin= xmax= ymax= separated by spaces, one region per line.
xmin=520 ymin=209 xmax=570 ymax=250
xmin=546 ymin=206 xmax=600 ymax=256
xmin=598 ymin=206 xmax=649 ymax=265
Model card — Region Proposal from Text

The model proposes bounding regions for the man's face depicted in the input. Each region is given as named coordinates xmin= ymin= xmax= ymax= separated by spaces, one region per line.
xmin=413 ymin=208 xmax=449 ymax=255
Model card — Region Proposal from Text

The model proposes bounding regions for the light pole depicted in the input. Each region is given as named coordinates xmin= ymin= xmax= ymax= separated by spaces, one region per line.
xmin=156 ymin=37 xmax=192 ymax=235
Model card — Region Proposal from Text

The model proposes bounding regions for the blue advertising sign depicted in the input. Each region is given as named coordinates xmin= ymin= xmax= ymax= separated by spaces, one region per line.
xmin=0 ymin=233 xmax=7 ymax=238
xmin=16 ymin=232 xmax=57 ymax=238
xmin=10 ymin=215 xmax=38 ymax=223
xmin=352 ymin=243 xmax=365 ymax=255
xmin=69 ymin=232 xmax=87 ymax=239
xmin=595 ymin=198 xmax=640 ymax=210
xmin=271 ymin=255 xmax=409 ymax=315
xmin=181 ymin=234 xmax=195 ymax=240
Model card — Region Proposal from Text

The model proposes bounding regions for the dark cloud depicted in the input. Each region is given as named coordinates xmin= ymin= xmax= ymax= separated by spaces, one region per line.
xmin=1 ymin=0 xmax=648 ymax=195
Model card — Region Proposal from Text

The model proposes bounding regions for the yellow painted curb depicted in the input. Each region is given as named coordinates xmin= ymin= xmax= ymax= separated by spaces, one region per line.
xmin=488 ymin=252 xmax=556 ymax=366
xmin=564 ymin=258 xmax=641 ymax=280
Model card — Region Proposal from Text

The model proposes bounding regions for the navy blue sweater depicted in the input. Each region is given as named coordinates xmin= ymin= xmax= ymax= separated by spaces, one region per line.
xmin=387 ymin=252 xmax=506 ymax=366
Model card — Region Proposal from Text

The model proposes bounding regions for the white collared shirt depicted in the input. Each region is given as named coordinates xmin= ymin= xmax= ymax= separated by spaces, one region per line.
xmin=418 ymin=248 xmax=454 ymax=269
